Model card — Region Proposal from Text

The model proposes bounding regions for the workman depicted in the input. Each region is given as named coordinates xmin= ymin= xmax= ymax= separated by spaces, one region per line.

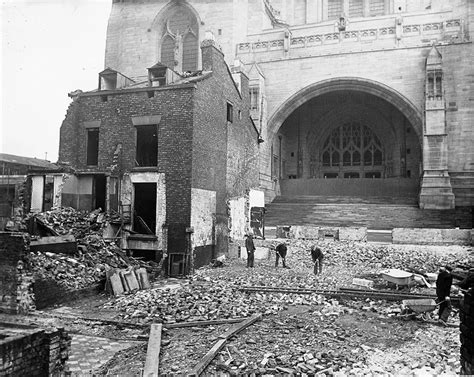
xmin=244 ymin=232 xmax=255 ymax=268
xmin=310 ymin=245 xmax=324 ymax=275
xmin=436 ymin=265 xmax=453 ymax=325
xmin=273 ymin=242 xmax=288 ymax=268
xmin=458 ymin=268 xmax=474 ymax=292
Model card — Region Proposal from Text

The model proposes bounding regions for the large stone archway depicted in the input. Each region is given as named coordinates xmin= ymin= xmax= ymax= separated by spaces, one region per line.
xmin=268 ymin=77 xmax=423 ymax=143
xmin=265 ymin=77 xmax=423 ymax=199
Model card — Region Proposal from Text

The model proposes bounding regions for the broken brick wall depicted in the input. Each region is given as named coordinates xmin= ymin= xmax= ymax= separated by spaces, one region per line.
xmin=460 ymin=291 xmax=474 ymax=375
xmin=0 ymin=322 xmax=70 ymax=376
xmin=0 ymin=232 xmax=35 ymax=314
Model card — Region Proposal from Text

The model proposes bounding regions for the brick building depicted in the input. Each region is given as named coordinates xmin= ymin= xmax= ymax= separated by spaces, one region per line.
xmin=58 ymin=39 xmax=260 ymax=274
xmin=0 ymin=154 xmax=60 ymax=230
xmin=102 ymin=0 xmax=473 ymax=210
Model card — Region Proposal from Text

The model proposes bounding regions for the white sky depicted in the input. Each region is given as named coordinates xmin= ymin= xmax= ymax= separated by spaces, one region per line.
xmin=1 ymin=0 xmax=112 ymax=162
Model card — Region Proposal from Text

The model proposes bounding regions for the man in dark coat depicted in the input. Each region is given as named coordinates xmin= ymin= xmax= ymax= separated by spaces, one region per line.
xmin=244 ymin=232 xmax=255 ymax=268
xmin=311 ymin=246 xmax=324 ymax=275
xmin=436 ymin=265 xmax=453 ymax=324
xmin=274 ymin=243 xmax=288 ymax=268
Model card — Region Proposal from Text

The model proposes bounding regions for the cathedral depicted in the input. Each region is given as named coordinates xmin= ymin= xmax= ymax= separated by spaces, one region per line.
xmin=103 ymin=0 xmax=473 ymax=209
xmin=51 ymin=0 xmax=473 ymax=273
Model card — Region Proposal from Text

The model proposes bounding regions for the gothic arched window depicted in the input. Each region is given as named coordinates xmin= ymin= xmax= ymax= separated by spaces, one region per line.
xmin=320 ymin=122 xmax=384 ymax=170
xmin=160 ymin=5 xmax=199 ymax=72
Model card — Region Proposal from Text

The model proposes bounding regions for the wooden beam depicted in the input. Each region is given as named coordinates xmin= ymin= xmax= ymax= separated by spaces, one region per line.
xmin=143 ymin=324 xmax=162 ymax=377
xmin=218 ymin=313 xmax=262 ymax=340
xmin=165 ymin=318 xmax=244 ymax=329
xmin=188 ymin=314 xmax=262 ymax=376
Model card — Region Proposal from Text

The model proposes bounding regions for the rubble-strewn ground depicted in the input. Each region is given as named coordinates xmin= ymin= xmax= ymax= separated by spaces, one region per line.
xmin=1 ymin=236 xmax=470 ymax=375
xmin=12 ymin=240 xmax=467 ymax=376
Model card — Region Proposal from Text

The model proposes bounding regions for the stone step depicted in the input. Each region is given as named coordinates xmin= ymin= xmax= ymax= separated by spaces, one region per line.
xmin=264 ymin=196 xmax=472 ymax=229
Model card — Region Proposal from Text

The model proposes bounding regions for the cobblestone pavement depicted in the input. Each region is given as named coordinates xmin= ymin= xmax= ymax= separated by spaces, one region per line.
xmin=66 ymin=334 xmax=139 ymax=375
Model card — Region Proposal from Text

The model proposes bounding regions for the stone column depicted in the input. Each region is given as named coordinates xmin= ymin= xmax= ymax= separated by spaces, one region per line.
xmin=419 ymin=45 xmax=455 ymax=209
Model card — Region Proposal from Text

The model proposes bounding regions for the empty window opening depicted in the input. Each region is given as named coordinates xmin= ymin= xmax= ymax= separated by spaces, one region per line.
xmin=87 ymin=128 xmax=99 ymax=166
xmin=291 ymin=152 xmax=295 ymax=157
xmin=238 ymin=110 xmax=242 ymax=120
xmin=133 ymin=183 xmax=157 ymax=234
xmin=344 ymin=172 xmax=360 ymax=178
xmin=147 ymin=91 xmax=155 ymax=98
xmin=365 ymin=172 xmax=381 ymax=178
xmin=406 ymin=148 xmax=411 ymax=154
xmin=136 ymin=125 xmax=158 ymax=167
xmin=43 ymin=177 xmax=54 ymax=212
xmin=227 ymin=102 xmax=234 ymax=123
xmin=101 ymin=95 xmax=108 ymax=102
xmin=218 ymin=29 xmax=222 ymax=36
xmin=93 ymin=175 xmax=107 ymax=211
xmin=406 ymin=170 xmax=411 ymax=178
xmin=324 ymin=173 xmax=338 ymax=179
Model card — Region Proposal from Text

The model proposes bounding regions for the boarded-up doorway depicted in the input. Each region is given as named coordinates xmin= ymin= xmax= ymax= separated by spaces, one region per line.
xmin=133 ymin=183 xmax=157 ymax=234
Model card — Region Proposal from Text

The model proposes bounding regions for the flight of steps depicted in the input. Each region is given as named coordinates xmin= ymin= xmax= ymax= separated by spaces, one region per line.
xmin=264 ymin=195 xmax=472 ymax=230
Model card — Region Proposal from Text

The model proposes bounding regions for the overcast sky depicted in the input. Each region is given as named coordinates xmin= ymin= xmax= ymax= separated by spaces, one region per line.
xmin=1 ymin=0 xmax=112 ymax=162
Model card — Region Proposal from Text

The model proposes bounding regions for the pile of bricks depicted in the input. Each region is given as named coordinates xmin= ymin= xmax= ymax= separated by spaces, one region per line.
xmin=460 ymin=291 xmax=474 ymax=375
xmin=0 ymin=232 xmax=35 ymax=314
xmin=0 ymin=322 xmax=70 ymax=375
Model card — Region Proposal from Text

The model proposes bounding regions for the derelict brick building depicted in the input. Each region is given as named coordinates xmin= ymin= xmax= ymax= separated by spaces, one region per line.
xmin=103 ymin=0 xmax=473 ymax=209
xmin=58 ymin=40 xmax=260 ymax=273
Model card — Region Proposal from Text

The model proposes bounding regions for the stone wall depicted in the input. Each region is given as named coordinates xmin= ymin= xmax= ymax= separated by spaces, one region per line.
xmin=392 ymin=228 xmax=472 ymax=245
xmin=460 ymin=291 xmax=474 ymax=375
xmin=0 ymin=322 xmax=70 ymax=376
xmin=0 ymin=232 xmax=35 ymax=314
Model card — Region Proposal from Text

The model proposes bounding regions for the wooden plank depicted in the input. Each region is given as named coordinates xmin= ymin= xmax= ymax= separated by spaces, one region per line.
xmin=143 ymin=324 xmax=162 ymax=377
xmin=30 ymin=235 xmax=77 ymax=254
xmin=218 ymin=313 xmax=262 ymax=340
xmin=188 ymin=338 xmax=227 ymax=377
xmin=164 ymin=318 xmax=244 ymax=329
xmin=188 ymin=314 xmax=262 ymax=376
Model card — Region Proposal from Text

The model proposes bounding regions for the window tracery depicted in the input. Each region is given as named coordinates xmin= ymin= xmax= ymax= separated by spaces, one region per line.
xmin=160 ymin=6 xmax=198 ymax=72
xmin=320 ymin=122 xmax=383 ymax=169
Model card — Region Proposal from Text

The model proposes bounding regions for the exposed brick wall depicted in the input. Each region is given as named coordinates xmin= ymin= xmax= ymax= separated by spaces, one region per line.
xmin=0 ymin=322 xmax=70 ymax=376
xmin=0 ymin=232 xmax=35 ymax=314
xmin=460 ymin=291 xmax=474 ymax=375
xmin=57 ymin=43 xmax=257 ymax=272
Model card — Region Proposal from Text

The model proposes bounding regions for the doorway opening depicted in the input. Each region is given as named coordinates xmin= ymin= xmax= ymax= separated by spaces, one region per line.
xmin=133 ymin=183 xmax=157 ymax=234
xmin=93 ymin=175 xmax=107 ymax=210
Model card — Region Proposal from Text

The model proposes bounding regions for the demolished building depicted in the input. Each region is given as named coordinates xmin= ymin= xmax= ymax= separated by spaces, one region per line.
xmin=52 ymin=37 xmax=261 ymax=275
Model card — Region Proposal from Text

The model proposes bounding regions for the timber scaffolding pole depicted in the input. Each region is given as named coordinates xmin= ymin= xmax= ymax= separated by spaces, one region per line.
xmin=237 ymin=286 xmax=462 ymax=305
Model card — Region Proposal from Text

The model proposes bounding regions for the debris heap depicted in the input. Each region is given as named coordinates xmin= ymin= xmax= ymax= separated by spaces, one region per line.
xmin=24 ymin=207 xmax=155 ymax=290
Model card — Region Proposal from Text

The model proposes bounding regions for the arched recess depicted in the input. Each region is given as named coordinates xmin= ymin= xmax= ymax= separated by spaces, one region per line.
xmin=150 ymin=1 xmax=202 ymax=71
xmin=268 ymin=77 xmax=423 ymax=144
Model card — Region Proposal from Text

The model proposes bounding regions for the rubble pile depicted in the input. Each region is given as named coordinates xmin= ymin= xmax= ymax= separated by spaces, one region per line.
xmin=109 ymin=281 xmax=329 ymax=323
xmin=24 ymin=207 xmax=153 ymax=290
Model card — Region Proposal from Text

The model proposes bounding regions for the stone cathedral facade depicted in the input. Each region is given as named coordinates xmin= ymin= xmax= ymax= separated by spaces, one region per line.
xmin=104 ymin=0 xmax=473 ymax=209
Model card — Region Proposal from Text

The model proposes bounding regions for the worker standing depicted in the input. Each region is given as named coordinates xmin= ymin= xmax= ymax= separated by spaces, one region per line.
xmin=274 ymin=242 xmax=288 ymax=268
xmin=310 ymin=245 xmax=324 ymax=275
xmin=436 ymin=265 xmax=453 ymax=325
xmin=244 ymin=232 xmax=256 ymax=268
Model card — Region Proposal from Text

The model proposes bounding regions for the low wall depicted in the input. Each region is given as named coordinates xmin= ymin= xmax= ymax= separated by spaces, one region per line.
xmin=33 ymin=279 xmax=103 ymax=310
xmin=239 ymin=226 xmax=472 ymax=246
xmin=460 ymin=291 xmax=474 ymax=375
xmin=392 ymin=228 xmax=472 ymax=245
xmin=0 ymin=322 xmax=70 ymax=375
xmin=280 ymin=178 xmax=419 ymax=197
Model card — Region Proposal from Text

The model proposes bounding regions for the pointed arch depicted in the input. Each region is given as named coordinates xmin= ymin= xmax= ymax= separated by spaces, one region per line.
xmin=152 ymin=1 xmax=201 ymax=72
xmin=161 ymin=35 xmax=175 ymax=68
